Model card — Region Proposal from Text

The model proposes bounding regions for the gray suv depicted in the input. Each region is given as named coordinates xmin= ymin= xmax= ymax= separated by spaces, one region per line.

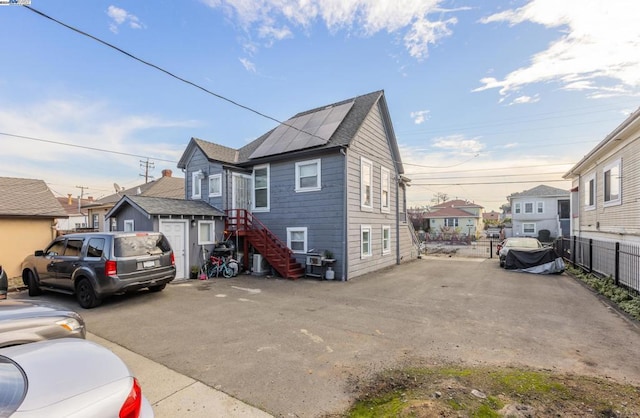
xmin=21 ymin=232 xmax=176 ymax=309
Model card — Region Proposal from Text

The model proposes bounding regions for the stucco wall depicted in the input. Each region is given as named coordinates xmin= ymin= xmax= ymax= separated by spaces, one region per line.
xmin=0 ymin=218 xmax=57 ymax=279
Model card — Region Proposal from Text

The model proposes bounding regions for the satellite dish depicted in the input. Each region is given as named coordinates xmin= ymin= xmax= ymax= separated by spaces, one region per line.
xmin=114 ymin=183 xmax=122 ymax=193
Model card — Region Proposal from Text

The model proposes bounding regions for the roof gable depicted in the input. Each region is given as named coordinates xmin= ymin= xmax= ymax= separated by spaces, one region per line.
xmin=429 ymin=207 xmax=478 ymax=218
xmin=433 ymin=199 xmax=483 ymax=209
xmin=106 ymin=195 xmax=225 ymax=219
xmin=509 ymin=184 xmax=569 ymax=199
xmin=96 ymin=176 xmax=184 ymax=204
xmin=0 ymin=177 xmax=67 ymax=218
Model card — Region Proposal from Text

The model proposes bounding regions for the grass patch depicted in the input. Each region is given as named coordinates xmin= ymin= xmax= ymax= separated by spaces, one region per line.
xmin=345 ymin=365 xmax=640 ymax=417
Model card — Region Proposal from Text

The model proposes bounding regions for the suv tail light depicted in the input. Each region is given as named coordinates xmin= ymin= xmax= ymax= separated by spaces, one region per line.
xmin=105 ymin=260 xmax=117 ymax=277
xmin=170 ymin=252 xmax=175 ymax=266
xmin=119 ymin=378 xmax=142 ymax=418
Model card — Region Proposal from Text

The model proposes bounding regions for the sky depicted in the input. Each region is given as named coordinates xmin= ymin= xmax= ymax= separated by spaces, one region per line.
xmin=1 ymin=0 xmax=639 ymax=212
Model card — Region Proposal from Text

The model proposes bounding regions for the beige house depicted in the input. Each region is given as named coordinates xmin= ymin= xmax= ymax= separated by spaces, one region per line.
xmin=85 ymin=169 xmax=184 ymax=232
xmin=427 ymin=199 xmax=483 ymax=238
xmin=0 ymin=177 xmax=67 ymax=279
xmin=564 ymin=107 xmax=640 ymax=243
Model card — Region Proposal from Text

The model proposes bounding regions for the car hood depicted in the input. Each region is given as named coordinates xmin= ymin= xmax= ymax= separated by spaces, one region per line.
xmin=0 ymin=339 xmax=134 ymax=412
xmin=0 ymin=299 xmax=81 ymax=321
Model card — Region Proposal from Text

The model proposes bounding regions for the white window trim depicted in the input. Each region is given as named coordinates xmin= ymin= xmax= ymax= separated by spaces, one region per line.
xmin=361 ymin=225 xmax=372 ymax=258
xmin=286 ymin=227 xmax=308 ymax=254
xmin=124 ymin=219 xmax=134 ymax=232
xmin=380 ymin=166 xmax=390 ymax=213
xmin=524 ymin=202 xmax=534 ymax=214
xmin=295 ymin=159 xmax=321 ymax=192
xmin=522 ymin=222 xmax=536 ymax=235
xmin=584 ymin=173 xmax=596 ymax=211
xmin=198 ymin=220 xmax=215 ymax=245
xmin=603 ymin=159 xmax=622 ymax=207
xmin=192 ymin=171 xmax=203 ymax=199
xmin=361 ymin=157 xmax=373 ymax=211
xmin=252 ymin=164 xmax=270 ymax=212
xmin=536 ymin=201 xmax=544 ymax=214
xmin=514 ymin=202 xmax=521 ymax=214
xmin=382 ymin=225 xmax=391 ymax=254
xmin=208 ymin=173 xmax=222 ymax=197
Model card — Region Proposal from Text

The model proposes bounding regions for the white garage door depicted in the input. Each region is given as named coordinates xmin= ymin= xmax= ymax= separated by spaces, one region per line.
xmin=160 ymin=220 xmax=187 ymax=279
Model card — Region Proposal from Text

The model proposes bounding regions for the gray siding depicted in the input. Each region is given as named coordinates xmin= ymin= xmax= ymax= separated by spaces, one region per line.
xmin=346 ymin=102 xmax=403 ymax=279
xmin=112 ymin=205 xmax=153 ymax=231
xmin=252 ymin=152 xmax=347 ymax=277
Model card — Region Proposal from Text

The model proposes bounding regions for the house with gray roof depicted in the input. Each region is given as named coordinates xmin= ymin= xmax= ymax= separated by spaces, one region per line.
xmin=0 ymin=177 xmax=67 ymax=278
xmin=507 ymin=184 xmax=570 ymax=241
xmin=176 ymin=90 xmax=418 ymax=280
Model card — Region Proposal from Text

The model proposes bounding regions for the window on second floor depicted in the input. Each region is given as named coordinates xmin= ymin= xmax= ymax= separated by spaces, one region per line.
xmin=603 ymin=159 xmax=621 ymax=206
xmin=208 ymin=174 xmax=222 ymax=197
xmin=295 ymin=159 xmax=321 ymax=192
xmin=584 ymin=173 xmax=596 ymax=210
xmin=537 ymin=202 xmax=544 ymax=214
xmin=253 ymin=165 xmax=270 ymax=212
xmin=192 ymin=171 xmax=203 ymax=199
xmin=514 ymin=203 xmax=521 ymax=214
xmin=524 ymin=202 xmax=534 ymax=214
xmin=381 ymin=167 xmax=390 ymax=212
xmin=361 ymin=157 xmax=373 ymax=210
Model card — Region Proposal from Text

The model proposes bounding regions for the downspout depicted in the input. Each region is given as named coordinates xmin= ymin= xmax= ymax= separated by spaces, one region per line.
xmin=396 ymin=176 xmax=400 ymax=265
xmin=341 ymin=147 xmax=348 ymax=281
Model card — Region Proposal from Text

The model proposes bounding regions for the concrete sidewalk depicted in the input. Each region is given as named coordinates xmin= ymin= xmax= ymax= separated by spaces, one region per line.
xmin=88 ymin=334 xmax=273 ymax=417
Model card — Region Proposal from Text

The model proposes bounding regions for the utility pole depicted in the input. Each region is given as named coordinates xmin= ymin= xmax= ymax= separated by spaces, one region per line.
xmin=140 ymin=158 xmax=155 ymax=183
xmin=75 ymin=185 xmax=88 ymax=212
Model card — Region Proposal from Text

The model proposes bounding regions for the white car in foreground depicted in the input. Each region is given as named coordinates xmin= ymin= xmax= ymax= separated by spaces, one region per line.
xmin=0 ymin=338 xmax=153 ymax=417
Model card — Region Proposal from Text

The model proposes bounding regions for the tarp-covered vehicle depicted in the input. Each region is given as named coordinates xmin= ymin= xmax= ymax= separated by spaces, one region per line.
xmin=504 ymin=247 xmax=565 ymax=274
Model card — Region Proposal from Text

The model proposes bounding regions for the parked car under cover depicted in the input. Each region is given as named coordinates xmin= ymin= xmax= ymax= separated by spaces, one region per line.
xmin=1 ymin=264 xmax=7 ymax=300
xmin=21 ymin=232 xmax=176 ymax=309
xmin=499 ymin=237 xmax=564 ymax=274
xmin=0 ymin=338 xmax=153 ymax=417
xmin=0 ymin=299 xmax=86 ymax=348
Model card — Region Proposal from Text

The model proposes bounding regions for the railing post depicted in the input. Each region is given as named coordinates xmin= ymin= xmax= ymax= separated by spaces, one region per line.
xmin=489 ymin=240 xmax=493 ymax=259
xmin=589 ymin=238 xmax=593 ymax=273
xmin=572 ymin=236 xmax=577 ymax=266
xmin=615 ymin=242 xmax=620 ymax=286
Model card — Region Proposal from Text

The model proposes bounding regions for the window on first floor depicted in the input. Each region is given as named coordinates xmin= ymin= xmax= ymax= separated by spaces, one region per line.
xmin=124 ymin=219 xmax=134 ymax=232
xmin=286 ymin=227 xmax=307 ymax=253
xmin=361 ymin=225 xmax=372 ymax=258
xmin=198 ymin=221 xmax=215 ymax=244
xmin=444 ymin=218 xmax=458 ymax=227
xmin=382 ymin=225 xmax=391 ymax=254
xmin=208 ymin=174 xmax=222 ymax=197
xmin=522 ymin=223 xmax=536 ymax=235
xmin=603 ymin=159 xmax=621 ymax=206
xmin=584 ymin=173 xmax=596 ymax=210
xmin=92 ymin=214 xmax=99 ymax=229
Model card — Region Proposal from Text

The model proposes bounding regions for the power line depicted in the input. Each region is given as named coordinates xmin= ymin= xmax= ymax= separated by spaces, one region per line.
xmin=23 ymin=5 xmax=326 ymax=143
xmin=411 ymin=179 xmax=570 ymax=186
xmin=0 ymin=132 xmax=178 ymax=163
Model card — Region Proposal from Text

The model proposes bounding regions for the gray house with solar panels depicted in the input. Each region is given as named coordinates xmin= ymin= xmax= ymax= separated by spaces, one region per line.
xmin=176 ymin=90 xmax=419 ymax=281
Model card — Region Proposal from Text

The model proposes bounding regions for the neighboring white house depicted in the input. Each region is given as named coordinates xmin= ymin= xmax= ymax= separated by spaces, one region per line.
xmin=427 ymin=200 xmax=483 ymax=238
xmin=507 ymin=185 xmax=570 ymax=241
xmin=563 ymin=107 xmax=640 ymax=244
xmin=56 ymin=195 xmax=93 ymax=232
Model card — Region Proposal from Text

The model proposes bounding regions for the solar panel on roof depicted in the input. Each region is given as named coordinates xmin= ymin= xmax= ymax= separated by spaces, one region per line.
xmin=249 ymin=101 xmax=354 ymax=159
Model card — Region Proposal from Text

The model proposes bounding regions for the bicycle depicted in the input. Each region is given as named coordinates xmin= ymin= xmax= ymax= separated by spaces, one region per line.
xmin=202 ymin=254 xmax=234 ymax=278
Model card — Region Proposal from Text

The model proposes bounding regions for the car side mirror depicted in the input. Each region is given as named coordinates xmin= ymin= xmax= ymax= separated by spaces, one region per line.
xmin=35 ymin=250 xmax=44 ymax=256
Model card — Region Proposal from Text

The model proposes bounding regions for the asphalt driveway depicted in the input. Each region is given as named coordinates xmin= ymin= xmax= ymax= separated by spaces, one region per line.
xmin=17 ymin=256 xmax=640 ymax=417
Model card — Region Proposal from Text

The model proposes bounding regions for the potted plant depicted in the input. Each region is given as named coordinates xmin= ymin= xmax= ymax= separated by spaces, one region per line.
xmin=323 ymin=250 xmax=335 ymax=261
xmin=190 ymin=265 xmax=199 ymax=280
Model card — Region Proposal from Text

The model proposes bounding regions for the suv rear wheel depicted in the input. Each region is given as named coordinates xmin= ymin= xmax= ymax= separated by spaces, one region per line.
xmin=76 ymin=278 xmax=102 ymax=309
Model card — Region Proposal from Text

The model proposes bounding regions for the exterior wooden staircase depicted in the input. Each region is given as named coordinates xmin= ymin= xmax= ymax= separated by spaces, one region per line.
xmin=225 ymin=209 xmax=305 ymax=279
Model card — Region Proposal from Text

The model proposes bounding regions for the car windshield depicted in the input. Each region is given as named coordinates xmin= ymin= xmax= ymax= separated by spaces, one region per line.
xmin=0 ymin=356 xmax=27 ymax=416
xmin=505 ymin=239 xmax=541 ymax=248
xmin=114 ymin=234 xmax=171 ymax=257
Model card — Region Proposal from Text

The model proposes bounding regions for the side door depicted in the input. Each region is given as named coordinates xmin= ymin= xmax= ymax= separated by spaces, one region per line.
xmin=230 ymin=173 xmax=252 ymax=225
xmin=53 ymin=237 xmax=85 ymax=290
xmin=33 ymin=238 xmax=66 ymax=286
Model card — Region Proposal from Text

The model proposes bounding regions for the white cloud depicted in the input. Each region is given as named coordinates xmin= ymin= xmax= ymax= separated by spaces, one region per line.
xmin=410 ymin=110 xmax=430 ymax=124
xmin=200 ymin=0 xmax=461 ymax=59
xmin=239 ymin=57 xmax=257 ymax=73
xmin=432 ymin=135 xmax=485 ymax=154
xmin=510 ymin=94 xmax=540 ymax=105
xmin=107 ymin=6 xmax=146 ymax=34
xmin=476 ymin=0 xmax=640 ymax=98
